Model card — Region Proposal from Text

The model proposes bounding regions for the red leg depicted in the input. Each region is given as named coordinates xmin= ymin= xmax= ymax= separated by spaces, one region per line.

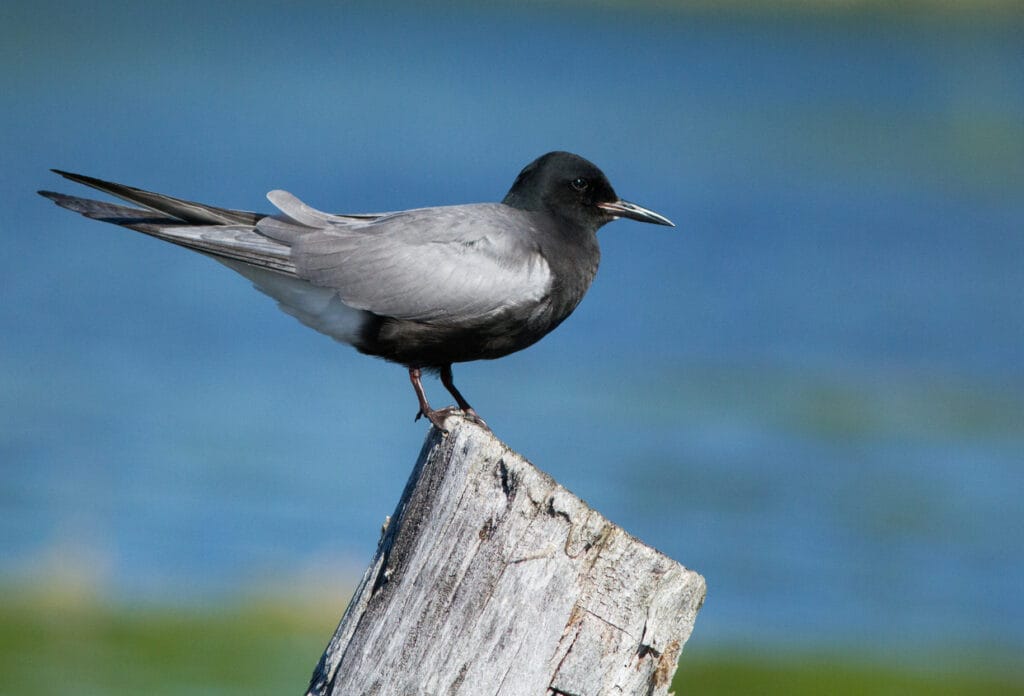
xmin=409 ymin=367 xmax=434 ymax=421
xmin=409 ymin=367 xmax=457 ymax=431
xmin=440 ymin=365 xmax=488 ymax=428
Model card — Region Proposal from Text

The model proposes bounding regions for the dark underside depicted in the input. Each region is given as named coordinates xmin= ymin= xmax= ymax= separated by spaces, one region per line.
xmin=355 ymin=308 xmax=563 ymax=369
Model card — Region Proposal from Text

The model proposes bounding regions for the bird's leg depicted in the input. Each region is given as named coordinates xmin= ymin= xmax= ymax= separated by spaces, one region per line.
xmin=440 ymin=365 xmax=488 ymax=429
xmin=408 ymin=367 xmax=457 ymax=431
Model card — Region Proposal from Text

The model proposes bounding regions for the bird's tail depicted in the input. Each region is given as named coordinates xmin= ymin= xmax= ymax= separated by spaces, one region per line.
xmin=38 ymin=172 xmax=295 ymax=274
xmin=40 ymin=170 xmax=261 ymax=226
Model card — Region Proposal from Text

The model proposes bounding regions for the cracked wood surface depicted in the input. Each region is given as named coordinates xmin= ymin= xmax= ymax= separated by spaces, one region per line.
xmin=306 ymin=416 xmax=705 ymax=696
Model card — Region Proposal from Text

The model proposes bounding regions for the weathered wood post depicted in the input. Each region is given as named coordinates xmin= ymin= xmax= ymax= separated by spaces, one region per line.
xmin=306 ymin=416 xmax=705 ymax=696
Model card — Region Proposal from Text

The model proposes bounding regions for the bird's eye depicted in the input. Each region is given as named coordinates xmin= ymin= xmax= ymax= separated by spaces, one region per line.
xmin=571 ymin=177 xmax=589 ymax=192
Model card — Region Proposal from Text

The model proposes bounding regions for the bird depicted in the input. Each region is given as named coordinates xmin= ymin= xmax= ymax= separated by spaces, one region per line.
xmin=39 ymin=151 xmax=673 ymax=430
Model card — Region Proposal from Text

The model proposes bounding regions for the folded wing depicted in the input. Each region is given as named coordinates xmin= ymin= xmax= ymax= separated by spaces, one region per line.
xmin=262 ymin=198 xmax=552 ymax=327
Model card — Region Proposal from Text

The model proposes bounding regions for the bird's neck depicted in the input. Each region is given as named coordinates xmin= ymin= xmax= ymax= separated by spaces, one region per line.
xmin=538 ymin=218 xmax=602 ymax=318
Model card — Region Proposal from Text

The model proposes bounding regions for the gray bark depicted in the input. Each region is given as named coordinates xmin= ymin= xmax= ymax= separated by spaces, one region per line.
xmin=306 ymin=417 xmax=705 ymax=696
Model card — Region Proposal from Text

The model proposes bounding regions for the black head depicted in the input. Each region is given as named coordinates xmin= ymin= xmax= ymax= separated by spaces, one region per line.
xmin=502 ymin=151 xmax=673 ymax=232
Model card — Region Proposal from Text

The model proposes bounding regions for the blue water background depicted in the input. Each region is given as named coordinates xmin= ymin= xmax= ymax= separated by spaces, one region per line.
xmin=2 ymin=0 xmax=1022 ymax=667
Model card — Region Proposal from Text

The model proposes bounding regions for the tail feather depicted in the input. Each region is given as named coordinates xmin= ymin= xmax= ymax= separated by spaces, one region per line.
xmin=39 ymin=190 xmax=184 ymax=232
xmin=50 ymin=169 xmax=261 ymax=226
xmin=38 ymin=189 xmax=296 ymax=275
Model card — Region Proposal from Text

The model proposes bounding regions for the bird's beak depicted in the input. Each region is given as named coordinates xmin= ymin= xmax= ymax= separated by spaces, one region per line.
xmin=597 ymin=199 xmax=675 ymax=227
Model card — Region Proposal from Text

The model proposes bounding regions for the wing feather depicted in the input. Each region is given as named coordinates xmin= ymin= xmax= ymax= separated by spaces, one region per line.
xmin=261 ymin=197 xmax=553 ymax=326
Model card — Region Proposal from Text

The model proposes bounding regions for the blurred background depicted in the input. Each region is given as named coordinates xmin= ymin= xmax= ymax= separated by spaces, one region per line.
xmin=2 ymin=1 xmax=1022 ymax=693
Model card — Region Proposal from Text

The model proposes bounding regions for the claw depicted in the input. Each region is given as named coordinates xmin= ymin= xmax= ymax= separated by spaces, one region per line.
xmin=415 ymin=406 xmax=489 ymax=434
xmin=461 ymin=408 xmax=489 ymax=430
xmin=420 ymin=406 xmax=458 ymax=433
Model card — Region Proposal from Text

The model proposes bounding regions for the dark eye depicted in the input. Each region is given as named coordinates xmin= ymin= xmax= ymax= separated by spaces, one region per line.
xmin=571 ymin=177 xmax=589 ymax=192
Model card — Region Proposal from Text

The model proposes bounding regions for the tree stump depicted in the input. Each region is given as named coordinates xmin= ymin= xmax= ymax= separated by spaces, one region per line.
xmin=306 ymin=416 xmax=705 ymax=696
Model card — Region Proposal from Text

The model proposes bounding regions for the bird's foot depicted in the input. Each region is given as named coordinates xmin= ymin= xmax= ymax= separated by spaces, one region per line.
xmin=414 ymin=406 xmax=489 ymax=433
xmin=461 ymin=408 xmax=489 ymax=430
xmin=414 ymin=405 xmax=459 ymax=432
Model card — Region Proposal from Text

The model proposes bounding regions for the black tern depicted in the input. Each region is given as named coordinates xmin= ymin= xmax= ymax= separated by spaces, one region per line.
xmin=40 ymin=151 xmax=673 ymax=429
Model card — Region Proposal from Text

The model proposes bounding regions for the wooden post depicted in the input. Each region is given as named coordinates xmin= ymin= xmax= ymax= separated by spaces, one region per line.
xmin=306 ymin=416 xmax=705 ymax=696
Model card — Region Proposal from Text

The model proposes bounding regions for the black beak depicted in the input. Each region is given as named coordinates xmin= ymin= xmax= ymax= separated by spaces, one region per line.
xmin=597 ymin=199 xmax=674 ymax=227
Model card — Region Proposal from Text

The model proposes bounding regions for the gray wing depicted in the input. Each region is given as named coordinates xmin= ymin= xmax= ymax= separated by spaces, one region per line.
xmin=262 ymin=197 xmax=553 ymax=326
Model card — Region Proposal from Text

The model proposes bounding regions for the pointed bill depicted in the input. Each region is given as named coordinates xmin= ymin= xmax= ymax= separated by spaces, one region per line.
xmin=597 ymin=199 xmax=674 ymax=227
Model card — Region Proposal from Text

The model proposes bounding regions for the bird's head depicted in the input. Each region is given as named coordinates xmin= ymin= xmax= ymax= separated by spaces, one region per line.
xmin=502 ymin=151 xmax=674 ymax=232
